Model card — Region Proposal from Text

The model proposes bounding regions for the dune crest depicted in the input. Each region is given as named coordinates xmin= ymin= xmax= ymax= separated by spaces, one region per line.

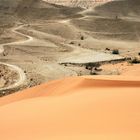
xmin=0 ymin=76 xmax=140 ymax=106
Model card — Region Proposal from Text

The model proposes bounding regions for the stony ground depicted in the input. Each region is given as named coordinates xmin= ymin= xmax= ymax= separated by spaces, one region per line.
xmin=0 ymin=64 xmax=19 ymax=88
xmin=0 ymin=0 xmax=140 ymax=95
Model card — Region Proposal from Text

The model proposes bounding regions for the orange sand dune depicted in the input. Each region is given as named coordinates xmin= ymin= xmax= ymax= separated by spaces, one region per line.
xmin=0 ymin=76 xmax=140 ymax=140
xmin=0 ymin=76 xmax=140 ymax=106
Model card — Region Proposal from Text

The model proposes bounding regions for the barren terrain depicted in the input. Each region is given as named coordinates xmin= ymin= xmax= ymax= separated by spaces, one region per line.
xmin=0 ymin=0 xmax=140 ymax=95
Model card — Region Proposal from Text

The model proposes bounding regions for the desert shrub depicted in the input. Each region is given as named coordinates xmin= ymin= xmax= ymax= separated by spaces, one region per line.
xmin=85 ymin=65 xmax=92 ymax=70
xmin=30 ymin=78 xmax=33 ymax=81
xmin=105 ymin=48 xmax=110 ymax=51
xmin=85 ymin=63 xmax=101 ymax=70
xmin=112 ymin=49 xmax=119 ymax=55
xmin=90 ymin=71 xmax=98 ymax=75
xmin=81 ymin=36 xmax=84 ymax=40
xmin=69 ymin=41 xmax=74 ymax=44
xmin=94 ymin=67 xmax=102 ymax=72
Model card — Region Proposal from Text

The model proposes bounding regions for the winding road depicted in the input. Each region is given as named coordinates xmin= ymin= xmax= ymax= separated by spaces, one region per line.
xmin=0 ymin=24 xmax=32 ymax=91
xmin=0 ymin=62 xmax=26 ymax=91
xmin=0 ymin=24 xmax=33 ymax=54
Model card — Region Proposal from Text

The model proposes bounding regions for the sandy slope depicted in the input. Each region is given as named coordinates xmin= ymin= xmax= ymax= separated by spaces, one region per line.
xmin=0 ymin=76 xmax=140 ymax=140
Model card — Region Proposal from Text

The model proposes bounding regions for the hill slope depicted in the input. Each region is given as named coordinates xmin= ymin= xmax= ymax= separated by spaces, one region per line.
xmin=0 ymin=0 xmax=82 ymax=25
xmin=95 ymin=0 xmax=140 ymax=16
xmin=43 ymin=0 xmax=110 ymax=8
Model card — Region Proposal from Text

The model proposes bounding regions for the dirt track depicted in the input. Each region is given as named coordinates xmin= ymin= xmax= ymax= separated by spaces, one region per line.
xmin=0 ymin=24 xmax=33 ymax=54
xmin=0 ymin=62 xmax=26 ymax=92
xmin=0 ymin=25 xmax=30 ymax=92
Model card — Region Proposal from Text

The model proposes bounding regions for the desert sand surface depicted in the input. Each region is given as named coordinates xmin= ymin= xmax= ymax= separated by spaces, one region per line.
xmin=0 ymin=76 xmax=140 ymax=140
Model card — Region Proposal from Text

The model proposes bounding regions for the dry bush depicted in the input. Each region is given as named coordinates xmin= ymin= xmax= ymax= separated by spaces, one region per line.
xmin=112 ymin=49 xmax=119 ymax=55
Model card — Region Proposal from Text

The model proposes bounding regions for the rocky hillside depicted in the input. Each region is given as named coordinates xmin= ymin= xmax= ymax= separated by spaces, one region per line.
xmin=43 ymin=0 xmax=111 ymax=8
xmin=95 ymin=0 xmax=140 ymax=16
xmin=0 ymin=0 xmax=82 ymax=25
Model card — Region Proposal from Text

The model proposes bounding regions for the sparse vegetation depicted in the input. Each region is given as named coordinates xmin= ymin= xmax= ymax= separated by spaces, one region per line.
xmin=69 ymin=41 xmax=74 ymax=44
xmin=112 ymin=49 xmax=119 ymax=55
xmin=94 ymin=67 xmax=102 ymax=72
xmin=30 ymin=78 xmax=33 ymax=81
xmin=85 ymin=63 xmax=100 ymax=70
xmin=85 ymin=65 xmax=92 ymax=70
xmin=90 ymin=71 xmax=98 ymax=75
xmin=105 ymin=48 xmax=110 ymax=51
xmin=129 ymin=57 xmax=140 ymax=64
xmin=81 ymin=36 xmax=84 ymax=40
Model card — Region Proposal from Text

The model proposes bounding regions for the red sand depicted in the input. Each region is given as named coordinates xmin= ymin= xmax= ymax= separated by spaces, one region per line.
xmin=0 ymin=76 xmax=140 ymax=140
